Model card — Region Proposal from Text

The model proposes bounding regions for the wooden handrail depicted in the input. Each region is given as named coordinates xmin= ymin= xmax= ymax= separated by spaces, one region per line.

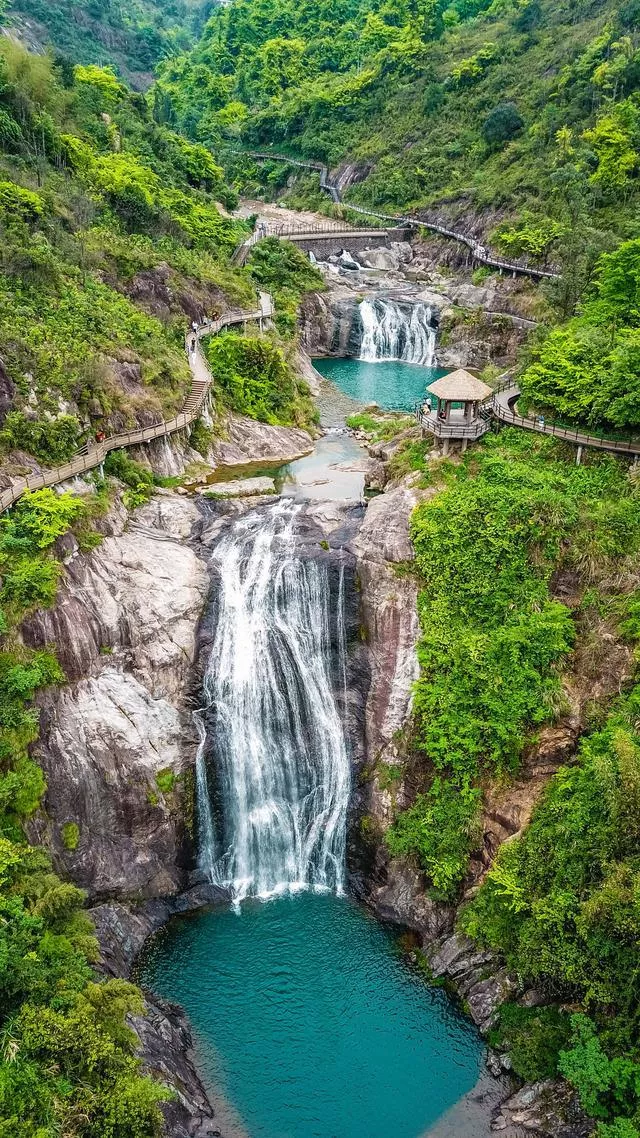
xmin=0 ymin=293 xmax=274 ymax=514
xmin=240 ymin=150 xmax=561 ymax=281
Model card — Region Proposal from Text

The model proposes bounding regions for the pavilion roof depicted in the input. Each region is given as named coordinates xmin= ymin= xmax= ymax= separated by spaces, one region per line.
xmin=427 ymin=370 xmax=493 ymax=402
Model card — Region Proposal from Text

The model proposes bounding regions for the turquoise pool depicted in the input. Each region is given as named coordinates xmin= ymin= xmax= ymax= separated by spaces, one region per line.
xmin=139 ymin=892 xmax=483 ymax=1138
xmin=313 ymin=357 xmax=447 ymax=412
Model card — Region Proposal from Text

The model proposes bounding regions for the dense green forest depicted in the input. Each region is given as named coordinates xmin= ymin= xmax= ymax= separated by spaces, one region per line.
xmin=155 ymin=0 xmax=640 ymax=247
xmin=4 ymin=0 xmax=211 ymax=87
xmin=0 ymin=43 xmax=257 ymax=468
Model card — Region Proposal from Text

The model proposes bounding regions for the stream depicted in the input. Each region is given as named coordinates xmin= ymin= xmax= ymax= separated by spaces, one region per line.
xmin=138 ymin=274 xmax=492 ymax=1137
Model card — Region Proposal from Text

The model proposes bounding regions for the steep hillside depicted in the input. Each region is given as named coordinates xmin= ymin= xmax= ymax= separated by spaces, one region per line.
xmin=0 ymin=44 xmax=261 ymax=481
xmin=156 ymin=0 xmax=639 ymax=262
xmin=3 ymin=0 xmax=210 ymax=88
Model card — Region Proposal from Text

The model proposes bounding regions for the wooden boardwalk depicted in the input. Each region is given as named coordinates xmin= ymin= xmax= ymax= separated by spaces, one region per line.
xmin=0 ymin=293 xmax=273 ymax=514
xmin=492 ymin=383 xmax=640 ymax=456
xmin=242 ymin=151 xmax=560 ymax=281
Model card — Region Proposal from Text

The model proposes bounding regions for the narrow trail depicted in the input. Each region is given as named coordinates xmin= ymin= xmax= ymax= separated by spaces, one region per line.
xmin=0 ymin=293 xmax=273 ymax=514
xmin=240 ymin=150 xmax=561 ymax=281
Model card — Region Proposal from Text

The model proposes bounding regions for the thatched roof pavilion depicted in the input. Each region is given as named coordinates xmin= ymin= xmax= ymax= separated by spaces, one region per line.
xmin=427 ymin=370 xmax=493 ymax=403
xmin=420 ymin=369 xmax=494 ymax=454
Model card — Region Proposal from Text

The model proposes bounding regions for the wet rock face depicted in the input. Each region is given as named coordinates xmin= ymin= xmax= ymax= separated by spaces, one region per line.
xmin=354 ymin=477 xmax=426 ymax=816
xmin=0 ymin=358 xmax=15 ymax=424
xmin=370 ymin=860 xmax=454 ymax=939
xmin=26 ymin=494 xmax=209 ymax=901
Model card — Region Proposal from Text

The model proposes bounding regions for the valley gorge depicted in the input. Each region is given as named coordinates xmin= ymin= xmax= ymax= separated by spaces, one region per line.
xmin=3 ymin=4 xmax=640 ymax=1131
xmin=7 ymin=220 xmax=616 ymax=1138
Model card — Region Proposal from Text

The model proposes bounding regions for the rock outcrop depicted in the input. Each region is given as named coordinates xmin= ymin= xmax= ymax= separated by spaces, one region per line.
xmin=128 ymin=413 xmax=315 ymax=480
xmin=25 ymin=493 xmax=209 ymax=900
xmin=91 ymin=890 xmax=231 ymax=1138
xmin=492 ymin=1081 xmax=595 ymax=1137
xmin=208 ymin=414 xmax=314 ymax=467
xmin=354 ymin=475 xmax=428 ymax=823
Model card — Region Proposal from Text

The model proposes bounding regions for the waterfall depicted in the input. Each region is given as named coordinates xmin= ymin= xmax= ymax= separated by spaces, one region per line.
xmin=197 ymin=500 xmax=351 ymax=902
xmin=194 ymin=711 xmax=217 ymax=882
xmin=358 ymin=298 xmax=437 ymax=366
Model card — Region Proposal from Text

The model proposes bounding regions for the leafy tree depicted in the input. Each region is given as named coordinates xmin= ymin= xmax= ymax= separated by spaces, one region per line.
xmin=482 ymin=102 xmax=524 ymax=149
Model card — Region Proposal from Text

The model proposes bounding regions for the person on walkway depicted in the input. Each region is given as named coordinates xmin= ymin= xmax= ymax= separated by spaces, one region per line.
xmin=95 ymin=429 xmax=106 ymax=443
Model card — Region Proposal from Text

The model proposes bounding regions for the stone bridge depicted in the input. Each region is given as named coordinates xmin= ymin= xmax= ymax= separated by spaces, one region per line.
xmin=272 ymin=224 xmax=412 ymax=258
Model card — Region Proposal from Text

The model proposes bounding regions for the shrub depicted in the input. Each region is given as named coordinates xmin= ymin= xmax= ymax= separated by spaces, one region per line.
xmin=488 ymin=1003 xmax=572 ymax=1082
xmin=0 ymin=555 xmax=60 ymax=613
xmin=205 ymin=333 xmax=316 ymax=427
xmin=386 ymin=779 xmax=482 ymax=898
xmin=3 ymin=488 xmax=84 ymax=550
xmin=482 ymin=102 xmax=524 ymax=149
xmin=61 ymin=821 xmax=80 ymax=850
xmin=156 ymin=768 xmax=176 ymax=795
xmin=0 ymin=412 xmax=81 ymax=464
xmin=189 ymin=416 xmax=214 ymax=457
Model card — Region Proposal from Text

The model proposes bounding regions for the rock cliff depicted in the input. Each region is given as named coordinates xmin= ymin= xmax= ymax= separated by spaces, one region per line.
xmin=25 ymin=492 xmax=208 ymax=900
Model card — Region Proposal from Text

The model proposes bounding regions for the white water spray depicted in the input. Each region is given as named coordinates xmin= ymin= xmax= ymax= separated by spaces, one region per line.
xmin=358 ymin=298 xmax=437 ymax=366
xmin=197 ymin=500 xmax=351 ymax=902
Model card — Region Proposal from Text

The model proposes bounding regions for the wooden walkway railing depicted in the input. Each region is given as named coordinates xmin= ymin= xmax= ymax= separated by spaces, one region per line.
xmin=415 ymin=377 xmax=640 ymax=457
xmin=491 ymin=382 xmax=640 ymax=456
xmin=240 ymin=150 xmax=560 ymax=281
xmin=0 ymin=292 xmax=274 ymax=514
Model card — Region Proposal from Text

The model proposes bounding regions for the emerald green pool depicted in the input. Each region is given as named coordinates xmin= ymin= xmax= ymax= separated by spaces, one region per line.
xmin=313 ymin=357 xmax=447 ymax=412
xmin=139 ymin=893 xmax=483 ymax=1138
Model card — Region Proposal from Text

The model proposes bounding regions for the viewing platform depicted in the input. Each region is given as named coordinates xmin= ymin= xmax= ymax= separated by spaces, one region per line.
xmin=417 ymin=370 xmax=494 ymax=454
xmin=417 ymin=373 xmax=640 ymax=459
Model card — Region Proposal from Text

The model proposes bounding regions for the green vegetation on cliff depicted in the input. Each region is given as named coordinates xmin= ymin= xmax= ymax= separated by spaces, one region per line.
xmin=463 ymin=687 xmax=640 ymax=1136
xmin=5 ymin=0 xmax=208 ymax=87
xmin=204 ymin=332 xmax=317 ymax=427
xmin=519 ymin=236 xmax=640 ymax=431
xmin=0 ymin=488 xmax=171 ymax=1137
xmin=388 ymin=432 xmax=640 ymax=896
xmin=0 ymin=44 xmax=252 ymax=467
xmin=384 ymin=429 xmax=640 ymax=1134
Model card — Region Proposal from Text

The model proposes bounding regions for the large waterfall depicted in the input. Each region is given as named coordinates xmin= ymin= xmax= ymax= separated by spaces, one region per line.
xmin=197 ymin=501 xmax=351 ymax=902
xmin=358 ymin=298 xmax=437 ymax=366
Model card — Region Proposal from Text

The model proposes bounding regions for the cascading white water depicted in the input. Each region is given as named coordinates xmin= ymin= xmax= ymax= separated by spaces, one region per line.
xmin=197 ymin=500 xmax=351 ymax=902
xmin=358 ymin=298 xmax=437 ymax=366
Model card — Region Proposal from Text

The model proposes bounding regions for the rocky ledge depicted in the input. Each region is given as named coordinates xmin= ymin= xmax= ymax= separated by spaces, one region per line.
xmin=91 ymin=886 xmax=230 ymax=1138
xmin=25 ymin=492 xmax=208 ymax=900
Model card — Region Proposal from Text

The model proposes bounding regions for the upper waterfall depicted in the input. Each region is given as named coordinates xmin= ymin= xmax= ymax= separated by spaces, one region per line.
xmin=197 ymin=500 xmax=351 ymax=902
xmin=358 ymin=298 xmax=437 ymax=367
